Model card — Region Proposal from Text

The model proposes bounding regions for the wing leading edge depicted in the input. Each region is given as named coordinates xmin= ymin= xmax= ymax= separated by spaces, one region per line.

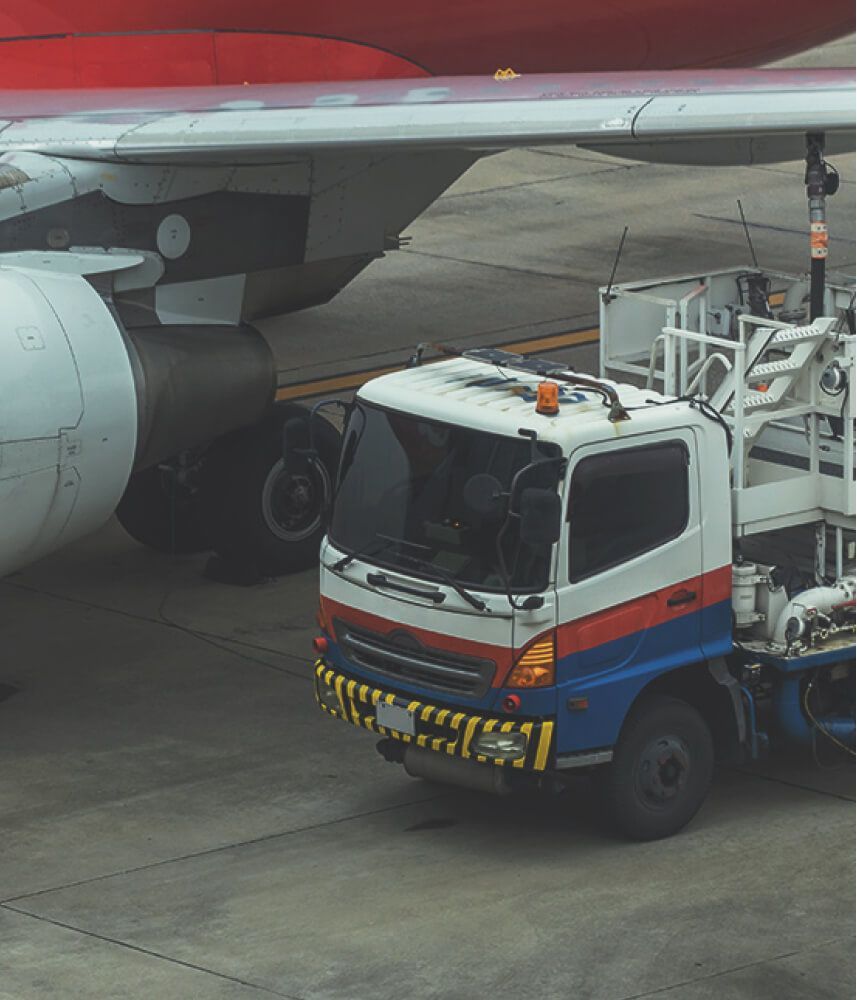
xmin=0 ymin=68 xmax=853 ymax=165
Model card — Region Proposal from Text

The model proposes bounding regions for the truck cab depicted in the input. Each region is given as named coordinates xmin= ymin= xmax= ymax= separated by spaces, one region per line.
xmin=313 ymin=268 xmax=855 ymax=839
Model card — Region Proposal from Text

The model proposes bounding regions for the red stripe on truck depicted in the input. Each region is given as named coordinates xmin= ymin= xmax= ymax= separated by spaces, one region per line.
xmin=556 ymin=565 xmax=732 ymax=659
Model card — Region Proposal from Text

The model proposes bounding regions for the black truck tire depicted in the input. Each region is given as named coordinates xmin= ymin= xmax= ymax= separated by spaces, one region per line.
xmin=599 ymin=695 xmax=714 ymax=841
xmin=116 ymin=461 xmax=212 ymax=555
xmin=206 ymin=405 xmax=341 ymax=577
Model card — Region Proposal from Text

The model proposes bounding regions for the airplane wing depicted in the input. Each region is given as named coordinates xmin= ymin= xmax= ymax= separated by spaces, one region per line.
xmin=0 ymin=64 xmax=853 ymax=579
xmin=0 ymin=68 xmax=853 ymax=165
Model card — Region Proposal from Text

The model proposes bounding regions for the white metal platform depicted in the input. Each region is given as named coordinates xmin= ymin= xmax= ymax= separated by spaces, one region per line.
xmin=600 ymin=267 xmax=855 ymax=539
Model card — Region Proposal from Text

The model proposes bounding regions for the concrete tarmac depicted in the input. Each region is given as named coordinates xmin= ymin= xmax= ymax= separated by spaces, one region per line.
xmin=1 ymin=37 xmax=855 ymax=1000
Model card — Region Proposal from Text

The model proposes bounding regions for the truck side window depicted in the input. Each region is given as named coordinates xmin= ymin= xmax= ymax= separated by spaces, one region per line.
xmin=568 ymin=442 xmax=689 ymax=582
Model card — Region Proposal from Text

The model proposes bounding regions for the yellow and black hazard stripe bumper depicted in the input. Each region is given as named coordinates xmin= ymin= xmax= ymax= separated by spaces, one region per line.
xmin=313 ymin=661 xmax=555 ymax=772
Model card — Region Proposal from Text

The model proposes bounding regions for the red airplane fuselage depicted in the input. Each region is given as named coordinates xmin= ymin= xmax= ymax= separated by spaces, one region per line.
xmin=0 ymin=0 xmax=852 ymax=90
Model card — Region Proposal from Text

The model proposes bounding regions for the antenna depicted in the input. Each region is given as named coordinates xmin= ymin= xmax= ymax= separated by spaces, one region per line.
xmin=602 ymin=225 xmax=628 ymax=304
xmin=736 ymin=199 xmax=759 ymax=269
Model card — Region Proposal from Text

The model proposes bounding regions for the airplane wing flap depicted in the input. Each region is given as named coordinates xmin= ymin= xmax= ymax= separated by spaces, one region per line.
xmin=633 ymin=88 xmax=854 ymax=139
xmin=0 ymin=68 xmax=852 ymax=165
xmin=111 ymin=95 xmax=648 ymax=162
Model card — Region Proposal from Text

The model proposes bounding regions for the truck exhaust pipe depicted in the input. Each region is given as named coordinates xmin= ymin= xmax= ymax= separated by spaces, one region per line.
xmin=393 ymin=744 xmax=512 ymax=796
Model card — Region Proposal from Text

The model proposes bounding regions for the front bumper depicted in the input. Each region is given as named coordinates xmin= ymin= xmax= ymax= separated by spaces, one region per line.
xmin=314 ymin=661 xmax=555 ymax=772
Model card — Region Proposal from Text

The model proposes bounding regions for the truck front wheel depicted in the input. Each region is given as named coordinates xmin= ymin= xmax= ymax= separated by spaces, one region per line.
xmin=599 ymin=695 xmax=714 ymax=840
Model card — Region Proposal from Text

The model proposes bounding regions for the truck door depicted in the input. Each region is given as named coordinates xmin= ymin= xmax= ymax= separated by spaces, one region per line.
xmin=554 ymin=429 xmax=703 ymax=756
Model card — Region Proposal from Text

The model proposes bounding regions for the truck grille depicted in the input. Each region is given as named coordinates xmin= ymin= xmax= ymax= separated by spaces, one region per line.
xmin=334 ymin=619 xmax=495 ymax=698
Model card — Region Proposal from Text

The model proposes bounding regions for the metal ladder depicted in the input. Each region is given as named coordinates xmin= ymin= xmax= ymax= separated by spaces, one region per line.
xmin=710 ymin=316 xmax=837 ymax=453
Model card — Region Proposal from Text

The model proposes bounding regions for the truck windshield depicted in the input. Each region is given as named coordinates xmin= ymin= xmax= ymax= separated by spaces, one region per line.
xmin=329 ymin=402 xmax=560 ymax=593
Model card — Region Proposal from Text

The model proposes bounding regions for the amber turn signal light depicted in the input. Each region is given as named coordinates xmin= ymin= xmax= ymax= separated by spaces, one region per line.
xmin=506 ymin=633 xmax=555 ymax=688
xmin=536 ymin=381 xmax=559 ymax=415
xmin=312 ymin=636 xmax=329 ymax=655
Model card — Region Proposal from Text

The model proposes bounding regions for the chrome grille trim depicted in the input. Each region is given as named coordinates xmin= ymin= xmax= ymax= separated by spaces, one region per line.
xmin=334 ymin=619 xmax=495 ymax=697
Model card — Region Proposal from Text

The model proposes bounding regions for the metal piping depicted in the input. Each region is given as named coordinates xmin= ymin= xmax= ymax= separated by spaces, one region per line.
xmin=805 ymin=133 xmax=834 ymax=321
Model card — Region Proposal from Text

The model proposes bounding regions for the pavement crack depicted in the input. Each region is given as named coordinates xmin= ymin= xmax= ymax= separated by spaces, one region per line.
xmin=615 ymin=936 xmax=851 ymax=999
xmin=724 ymin=766 xmax=855 ymax=803
xmin=1 ymin=580 xmax=310 ymax=680
xmin=692 ymin=212 xmax=856 ymax=244
xmin=274 ymin=312 xmax=598 ymax=384
xmin=0 ymin=903 xmax=303 ymax=999
xmin=753 ymin=163 xmax=856 ymax=184
xmin=1 ymin=792 xmax=449 ymax=908
xmin=440 ymin=163 xmax=637 ymax=200
xmin=400 ymin=248 xmax=593 ymax=285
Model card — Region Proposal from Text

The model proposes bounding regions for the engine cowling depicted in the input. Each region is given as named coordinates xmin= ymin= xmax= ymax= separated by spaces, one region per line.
xmin=0 ymin=253 xmax=278 ymax=577
xmin=0 ymin=263 xmax=138 ymax=575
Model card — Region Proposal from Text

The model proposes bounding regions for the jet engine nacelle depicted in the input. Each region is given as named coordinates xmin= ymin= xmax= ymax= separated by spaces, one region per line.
xmin=0 ymin=263 xmax=138 ymax=575
xmin=0 ymin=256 xmax=279 ymax=578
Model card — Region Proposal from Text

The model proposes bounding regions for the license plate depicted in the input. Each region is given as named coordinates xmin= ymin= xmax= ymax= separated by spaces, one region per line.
xmin=376 ymin=700 xmax=416 ymax=736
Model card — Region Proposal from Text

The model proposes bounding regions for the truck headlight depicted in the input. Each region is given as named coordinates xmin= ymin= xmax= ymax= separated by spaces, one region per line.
xmin=472 ymin=731 xmax=526 ymax=760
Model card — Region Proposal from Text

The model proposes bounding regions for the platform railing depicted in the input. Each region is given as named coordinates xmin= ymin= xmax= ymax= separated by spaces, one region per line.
xmin=658 ymin=317 xmax=855 ymax=533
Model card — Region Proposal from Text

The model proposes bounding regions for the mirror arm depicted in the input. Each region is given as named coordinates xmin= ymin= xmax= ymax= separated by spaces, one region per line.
xmin=506 ymin=453 xmax=566 ymax=515
xmin=494 ymin=451 xmax=563 ymax=611
xmin=494 ymin=514 xmax=526 ymax=611
xmin=309 ymin=398 xmax=349 ymax=455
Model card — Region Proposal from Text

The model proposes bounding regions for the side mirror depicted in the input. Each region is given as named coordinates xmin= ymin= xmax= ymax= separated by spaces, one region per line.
xmin=520 ymin=488 xmax=562 ymax=547
xmin=463 ymin=473 xmax=506 ymax=518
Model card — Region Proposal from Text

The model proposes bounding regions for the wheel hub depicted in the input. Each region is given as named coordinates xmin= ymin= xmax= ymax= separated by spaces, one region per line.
xmin=636 ymin=736 xmax=690 ymax=805
xmin=261 ymin=458 xmax=330 ymax=542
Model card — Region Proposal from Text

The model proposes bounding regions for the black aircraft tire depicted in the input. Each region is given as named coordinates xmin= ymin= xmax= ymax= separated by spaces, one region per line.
xmin=206 ymin=405 xmax=341 ymax=577
xmin=599 ymin=695 xmax=714 ymax=841
xmin=116 ymin=462 xmax=212 ymax=555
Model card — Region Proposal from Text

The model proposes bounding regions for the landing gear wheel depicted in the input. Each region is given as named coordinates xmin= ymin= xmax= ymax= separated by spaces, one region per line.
xmin=599 ymin=695 xmax=713 ymax=841
xmin=206 ymin=404 xmax=341 ymax=578
xmin=116 ymin=458 xmax=212 ymax=554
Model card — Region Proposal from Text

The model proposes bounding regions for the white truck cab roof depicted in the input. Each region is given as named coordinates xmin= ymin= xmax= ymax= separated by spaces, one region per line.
xmin=357 ymin=357 xmax=703 ymax=453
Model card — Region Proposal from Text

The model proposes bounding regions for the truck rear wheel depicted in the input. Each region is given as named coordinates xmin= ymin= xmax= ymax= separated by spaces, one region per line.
xmin=600 ymin=695 xmax=713 ymax=840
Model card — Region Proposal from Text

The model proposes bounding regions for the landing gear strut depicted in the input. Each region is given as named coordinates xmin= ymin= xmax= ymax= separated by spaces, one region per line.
xmin=204 ymin=403 xmax=341 ymax=580
xmin=116 ymin=451 xmax=214 ymax=555
xmin=116 ymin=403 xmax=341 ymax=580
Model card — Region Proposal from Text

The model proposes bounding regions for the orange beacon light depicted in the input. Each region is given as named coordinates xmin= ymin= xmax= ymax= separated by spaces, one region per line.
xmin=536 ymin=380 xmax=560 ymax=415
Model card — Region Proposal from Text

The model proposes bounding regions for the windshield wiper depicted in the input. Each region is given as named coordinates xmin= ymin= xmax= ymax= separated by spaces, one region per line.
xmin=395 ymin=551 xmax=489 ymax=613
xmin=330 ymin=534 xmax=488 ymax=613
xmin=331 ymin=532 xmax=430 ymax=572
xmin=330 ymin=536 xmax=395 ymax=572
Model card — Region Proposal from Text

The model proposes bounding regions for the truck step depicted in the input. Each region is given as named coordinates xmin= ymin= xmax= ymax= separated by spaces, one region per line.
xmin=770 ymin=325 xmax=830 ymax=345
xmin=730 ymin=389 xmax=786 ymax=410
xmin=748 ymin=359 xmax=804 ymax=379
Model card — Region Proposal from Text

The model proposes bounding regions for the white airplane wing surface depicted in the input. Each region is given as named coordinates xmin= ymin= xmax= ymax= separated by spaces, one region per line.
xmin=0 ymin=68 xmax=853 ymax=165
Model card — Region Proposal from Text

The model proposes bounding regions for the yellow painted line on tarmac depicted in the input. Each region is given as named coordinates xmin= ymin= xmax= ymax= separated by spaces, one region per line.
xmin=275 ymin=325 xmax=600 ymax=402
xmin=502 ymin=326 xmax=601 ymax=355
xmin=276 ymin=365 xmax=403 ymax=402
